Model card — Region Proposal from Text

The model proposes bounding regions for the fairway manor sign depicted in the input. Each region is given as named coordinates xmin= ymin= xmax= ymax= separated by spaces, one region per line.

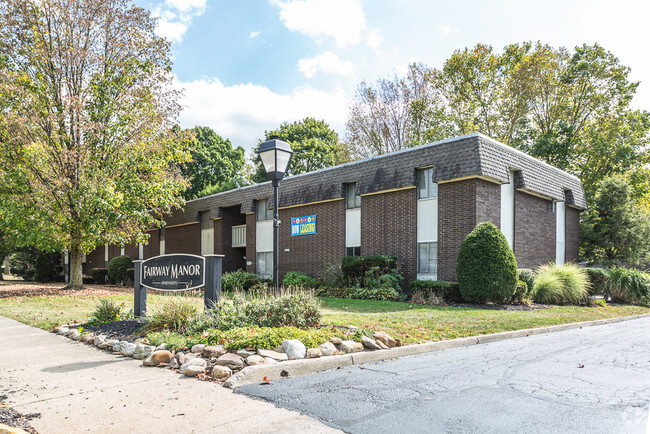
xmin=141 ymin=254 xmax=204 ymax=291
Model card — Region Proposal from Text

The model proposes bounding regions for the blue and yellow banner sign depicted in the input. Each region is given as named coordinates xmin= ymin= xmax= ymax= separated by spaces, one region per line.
xmin=291 ymin=214 xmax=317 ymax=236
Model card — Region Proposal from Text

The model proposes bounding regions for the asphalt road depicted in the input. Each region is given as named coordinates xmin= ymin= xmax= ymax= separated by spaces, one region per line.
xmin=238 ymin=317 xmax=650 ymax=433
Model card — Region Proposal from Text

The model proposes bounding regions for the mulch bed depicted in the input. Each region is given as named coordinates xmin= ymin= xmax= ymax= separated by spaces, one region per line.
xmin=70 ymin=319 xmax=148 ymax=343
xmin=0 ymin=395 xmax=39 ymax=433
xmin=448 ymin=302 xmax=552 ymax=311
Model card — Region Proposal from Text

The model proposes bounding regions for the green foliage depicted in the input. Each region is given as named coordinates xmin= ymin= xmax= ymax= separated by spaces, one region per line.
xmin=176 ymin=126 xmax=246 ymax=199
xmin=145 ymin=298 xmax=199 ymax=333
xmin=144 ymin=331 xmax=197 ymax=351
xmin=585 ymin=268 xmax=609 ymax=296
xmin=221 ymin=269 xmax=268 ymax=292
xmin=533 ymin=263 xmax=590 ymax=305
xmin=282 ymin=271 xmax=314 ymax=287
xmin=408 ymin=280 xmax=464 ymax=303
xmin=604 ymin=267 xmax=650 ymax=305
xmin=456 ymin=222 xmax=518 ymax=303
xmin=315 ymin=285 xmax=399 ymax=301
xmin=108 ymin=255 xmax=133 ymax=284
xmin=581 ymin=175 xmax=650 ymax=266
xmin=253 ymin=118 xmax=347 ymax=182
xmin=90 ymin=268 xmax=109 ymax=285
xmin=511 ymin=280 xmax=530 ymax=305
xmin=341 ymin=255 xmax=398 ymax=285
xmin=34 ymin=251 xmax=63 ymax=282
xmin=89 ymin=299 xmax=124 ymax=324
xmin=23 ymin=268 xmax=35 ymax=281
xmin=195 ymin=178 xmax=249 ymax=198
xmin=518 ymin=269 xmax=536 ymax=296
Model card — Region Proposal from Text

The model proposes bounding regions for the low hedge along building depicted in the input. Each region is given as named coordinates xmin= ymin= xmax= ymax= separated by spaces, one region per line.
xmin=85 ymin=133 xmax=586 ymax=285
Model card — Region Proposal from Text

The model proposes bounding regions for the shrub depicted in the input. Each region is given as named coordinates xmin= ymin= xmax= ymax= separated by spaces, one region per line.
xmin=282 ymin=271 xmax=314 ymax=287
xmin=108 ymin=255 xmax=133 ymax=284
xmin=518 ymin=269 xmax=535 ymax=296
xmin=90 ymin=268 xmax=109 ymax=284
xmin=533 ymin=263 xmax=590 ymax=305
xmin=353 ymin=285 xmax=400 ymax=301
xmin=23 ymin=268 xmax=35 ymax=281
xmin=89 ymin=299 xmax=124 ymax=324
xmin=341 ymin=255 xmax=398 ymax=286
xmin=604 ymin=267 xmax=650 ymax=305
xmin=510 ymin=280 xmax=530 ymax=305
xmin=221 ymin=269 xmax=266 ymax=291
xmin=409 ymin=280 xmax=464 ymax=303
xmin=318 ymin=262 xmax=343 ymax=285
xmin=144 ymin=331 xmax=198 ymax=351
xmin=10 ymin=267 xmax=25 ymax=276
xmin=34 ymin=251 xmax=63 ymax=282
xmin=585 ymin=268 xmax=609 ymax=296
xmin=146 ymin=298 xmax=199 ymax=333
xmin=125 ymin=268 xmax=135 ymax=285
xmin=456 ymin=222 xmax=518 ymax=303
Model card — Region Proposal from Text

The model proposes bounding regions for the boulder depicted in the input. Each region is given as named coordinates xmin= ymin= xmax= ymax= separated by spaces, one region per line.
xmin=68 ymin=330 xmax=81 ymax=340
xmin=211 ymin=365 xmax=232 ymax=379
xmin=143 ymin=350 xmax=172 ymax=366
xmin=100 ymin=339 xmax=119 ymax=350
xmin=263 ymin=357 xmax=278 ymax=365
xmin=155 ymin=343 xmax=168 ymax=351
xmin=339 ymin=340 xmax=364 ymax=354
xmin=376 ymin=340 xmax=389 ymax=350
xmin=79 ymin=333 xmax=94 ymax=344
xmin=306 ymin=348 xmax=322 ymax=358
xmin=133 ymin=344 xmax=155 ymax=360
xmin=274 ymin=345 xmax=284 ymax=353
xmin=395 ymin=338 xmax=403 ymax=347
xmin=121 ymin=342 xmax=137 ymax=357
xmin=191 ymin=344 xmax=205 ymax=354
xmin=111 ymin=341 xmax=124 ymax=352
xmin=167 ymin=358 xmax=180 ymax=369
xmin=180 ymin=358 xmax=207 ymax=377
xmin=57 ymin=327 xmax=70 ymax=336
xmin=257 ymin=349 xmax=288 ymax=361
xmin=93 ymin=335 xmax=106 ymax=347
xmin=246 ymin=355 xmax=266 ymax=366
xmin=177 ymin=352 xmax=198 ymax=365
xmin=373 ymin=331 xmax=396 ymax=348
xmin=281 ymin=340 xmax=306 ymax=360
xmin=330 ymin=337 xmax=342 ymax=345
xmin=217 ymin=353 xmax=244 ymax=369
xmin=361 ymin=336 xmax=381 ymax=350
xmin=236 ymin=349 xmax=256 ymax=359
xmin=202 ymin=345 xmax=227 ymax=358
xmin=318 ymin=342 xmax=337 ymax=356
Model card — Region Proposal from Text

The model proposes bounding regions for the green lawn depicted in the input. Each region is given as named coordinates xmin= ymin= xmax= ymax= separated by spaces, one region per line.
xmin=0 ymin=282 xmax=648 ymax=344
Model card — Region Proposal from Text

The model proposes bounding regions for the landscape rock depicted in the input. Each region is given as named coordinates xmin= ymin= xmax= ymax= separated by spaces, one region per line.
xmin=373 ymin=331 xmax=397 ymax=348
xmin=281 ymin=340 xmax=306 ymax=360
xmin=395 ymin=338 xmax=403 ymax=347
xmin=257 ymin=349 xmax=288 ymax=361
xmin=177 ymin=352 xmax=198 ymax=365
xmin=245 ymin=355 xmax=266 ymax=366
xmin=263 ymin=357 xmax=278 ymax=365
xmin=133 ymin=343 xmax=154 ymax=360
xmin=191 ymin=344 xmax=205 ymax=354
xmin=155 ymin=343 xmax=168 ymax=351
xmin=100 ymin=339 xmax=119 ymax=350
xmin=202 ymin=345 xmax=227 ymax=358
xmin=68 ymin=330 xmax=81 ymax=340
xmin=330 ymin=337 xmax=342 ymax=345
xmin=143 ymin=350 xmax=172 ymax=366
xmin=167 ymin=358 xmax=180 ymax=369
xmin=306 ymin=348 xmax=322 ymax=358
xmin=180 ymin=358 xmax=207 ymax=376
xmin=376 ymin=340 xmax=389 ymax=350
xmin=217 ymin=353 xmax=244 ymax=369
xmin=211 ymin=365 xmax=232 ymax=379
xmin=133 ymin=338 xmax=146 ymax=345
xmin=361 ymin=336 xmax=381 ymax=350
xmin=121 ymin=342 xmax=136 ymax=357
xmin=274 ymin=345 xmax=284 ymax=353
xmin=79 ymin=333 xmax=95 ymax=344
xmin=318 ymin=342 xmax=337 ymax=356
xmin=93 ymin=335 xmax=106 ymax=347
xmin=236 ymin=349 xmax=256 ymax=359
xmin=111 ymin=341 xmax=124 ymax=352
xmin=57 ymin=327 xmax=70 ymax=336
xmin=339 ymin=340 xmax=364 ymax=354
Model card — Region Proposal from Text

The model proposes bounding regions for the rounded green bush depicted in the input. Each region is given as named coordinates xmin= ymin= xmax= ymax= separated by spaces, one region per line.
xmin=456 ymin=222 xmax=518 ymax=303
xmin=108 ymin=255 xmax=133 ymax=284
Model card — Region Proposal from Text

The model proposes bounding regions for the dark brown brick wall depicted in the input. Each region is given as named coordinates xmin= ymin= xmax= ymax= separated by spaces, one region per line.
xmin=279 ymin=199 xmax=346 ymax=280
xmin=476 ymin=180 xmax=501 ymax=227
xmin=142 ymin=230 xmax=160 ymax=259
xmin=565 ymin=206 xmax=580 ymax=263
xmin=220 ymin=206 xmax=247 ymax=272
xmin=245 ymin=213 xmax=256 ymax=274
xmin=214 ymin=219 xmax=223 ymax=255
xmin=514 ymin=191 xmax=555 ymax=269
xmin=86 ymin=248 xmax=104 ymax=271
xmin=361 ymin=189 xmax=418 ymax=285
xmin=124 ymin=243 xmax=138 ymax=260
xmin=165 ymin=223 xmax=200 ymax=255
xmin=438 ymin=180 xmax=477 ymax=281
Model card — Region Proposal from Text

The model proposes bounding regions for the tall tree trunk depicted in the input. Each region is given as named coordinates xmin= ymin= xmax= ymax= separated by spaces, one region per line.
xmin=67 ymin=245 xmax=84 ymax=289
xmin=3 ymin=256 xmax=9 ymax=277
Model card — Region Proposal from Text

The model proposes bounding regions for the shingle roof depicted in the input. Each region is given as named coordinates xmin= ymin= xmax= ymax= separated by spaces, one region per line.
xmin=163 ymin=133 xmax=587 ymax=226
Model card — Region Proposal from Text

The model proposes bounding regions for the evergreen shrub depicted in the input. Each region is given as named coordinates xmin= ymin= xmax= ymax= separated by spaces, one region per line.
xmin=408 ymin=280 xmax=464 ymax=303
xmin=456 ymin=222 xmax=518 ymax=303
xmin=108 ymin=255 xmax=133 ymax=284
xmin=90 ymin=268 xmax=109 ymax=284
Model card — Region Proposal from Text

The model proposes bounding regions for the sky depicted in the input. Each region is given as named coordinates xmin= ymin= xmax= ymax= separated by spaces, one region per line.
xmin=138 ymin=0 xmax=650 ymax=153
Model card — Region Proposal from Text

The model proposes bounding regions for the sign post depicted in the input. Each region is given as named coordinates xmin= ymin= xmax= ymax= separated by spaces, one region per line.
xmin=133 ymin=260 xmax=146 ymax=317
xmin=203 ymin=254 xmax=224 ymax=309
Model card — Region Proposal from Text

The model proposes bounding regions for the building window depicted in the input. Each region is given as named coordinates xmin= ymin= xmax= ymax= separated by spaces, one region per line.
xmin=418 ymin=167 xmax=437 ymax=199
xmin=346 ymin=246 xmax=361 ymax=257
xmin=346 ymin=183 xmax=361 ymax=209
xmin=256 ymin=199 xmax=273 ymax=221
xmin=256 ymin=251 xmax=273 ymax=278
xmin=418 ymin=242 xmax=438 ymax=276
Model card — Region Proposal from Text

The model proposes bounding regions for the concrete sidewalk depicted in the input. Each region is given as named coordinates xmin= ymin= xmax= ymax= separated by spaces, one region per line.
xmin=0 ymin=316 xmax=338 ymax=434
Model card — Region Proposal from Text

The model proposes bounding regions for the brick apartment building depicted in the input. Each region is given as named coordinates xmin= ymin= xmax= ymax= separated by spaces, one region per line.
xmin=85 ymin=133 xmax=587 ymax=284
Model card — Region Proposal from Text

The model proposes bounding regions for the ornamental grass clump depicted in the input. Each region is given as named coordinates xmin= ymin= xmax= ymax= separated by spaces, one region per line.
xmin=146 ymin=297 xmax=199 ymax=333
xmin=89 ymin=299 xmax=124 ymax=324
xmin=605 ymin=267 xmax=650 ymax=305
xmin=533 ymin=263 xmax=590 ymax=305
xmin=456 ymin=222 xmax=518 ymax=303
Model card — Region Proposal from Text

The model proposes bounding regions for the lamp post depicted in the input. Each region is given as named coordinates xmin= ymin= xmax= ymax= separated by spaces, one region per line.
xmin=256 ymin=136 xmax=293 ymax=296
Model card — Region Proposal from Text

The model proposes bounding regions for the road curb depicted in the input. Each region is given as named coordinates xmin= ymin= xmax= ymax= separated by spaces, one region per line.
xmin=225 ymin=312 xmax=650 ymax=388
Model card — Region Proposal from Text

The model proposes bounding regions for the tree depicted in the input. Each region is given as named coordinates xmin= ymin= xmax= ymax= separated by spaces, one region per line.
xmin=177 ymin=126 xmax=245 ymax=199
xmin=253 ymin=118 xmax=346 ymax=182
xmin=0 ymin=0 xmax=189 ymax=289
xmin=580 ymin=175 xmax=650 ymax=266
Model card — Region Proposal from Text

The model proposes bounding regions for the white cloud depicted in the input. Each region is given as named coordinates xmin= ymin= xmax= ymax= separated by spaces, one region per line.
xmin=152 ymin=0 xmax=207 ymax=43
xmin=249 ymin=31 xmax=261 ymax=38
xmin=298 ymin=51 xmax=354 ymax=78
xmin=174 ymin=76 xmax=350 ymax=151
xmin=271 ymin=0 xmax=382 ymax=50
xmin=440 ymin=24 xmax=458 ymax=36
